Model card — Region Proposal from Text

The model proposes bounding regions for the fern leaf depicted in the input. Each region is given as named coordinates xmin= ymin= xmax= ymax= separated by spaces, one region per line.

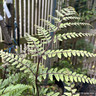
xmin=35 ymin=25 xmax=51 ymax=44
xmin=41 ymin=19 xmax=57 ymax=32
xmin=0 ymin=51 xmax=36 ymax=77
xmin=39 ymin=68 xmax=96 ymax=84
xmin=44 ymin=49 xmax=96 ymax=59
xmin=60 ymin=7 xmax=77 ymax=16
xmin=63 ymin=17 xmax=80 ymax=21
xmin=0 ymin=84 xmax=32 ymax=96
xmin=59 ymin=22 xmax=92 ymax=28
xmin=47 ymin=91 xmax=60 ymax=96
xmin=54 ymin=32 xmax=95 ymax=43
xmin=26 ymin=34 xmax=44 ymax=55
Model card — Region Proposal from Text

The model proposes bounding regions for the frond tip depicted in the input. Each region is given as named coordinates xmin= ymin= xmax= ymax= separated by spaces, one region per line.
xmin=54 ymin=32 xmax=95 ymax=43
xmin=42 ymin=49 xmax=96 ymax=60
xmin=39 ymin=68 xmax=96 ymax=84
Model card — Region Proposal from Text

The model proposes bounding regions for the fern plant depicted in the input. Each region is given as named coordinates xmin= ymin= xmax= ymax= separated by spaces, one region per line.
xmin=0 ymin=6 xmax=96 ymax=96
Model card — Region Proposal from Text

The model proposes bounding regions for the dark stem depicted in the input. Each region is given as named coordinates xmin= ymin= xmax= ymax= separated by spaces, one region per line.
xmin=42 ymin=18 xmax=64 ymax=55
xmin=35 ymin=56 xmax=41 ymax=96
xmin=35 ymin=16 xmax=64 ymax=95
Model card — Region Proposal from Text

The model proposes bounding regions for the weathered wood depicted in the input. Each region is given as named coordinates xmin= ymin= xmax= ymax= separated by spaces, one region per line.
xmin=6 ymin=3 xmax=14 ymax=36
xmin=0 ymin=20 xmax=15 ymax=53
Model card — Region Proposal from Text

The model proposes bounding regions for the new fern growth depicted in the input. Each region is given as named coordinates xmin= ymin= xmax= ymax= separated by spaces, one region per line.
xmin=0 ymin=6 xmax=96 ymax=96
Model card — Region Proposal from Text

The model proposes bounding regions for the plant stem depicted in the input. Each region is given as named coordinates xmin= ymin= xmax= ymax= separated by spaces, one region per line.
xmin=35 ymin=56 xmax=42 ymax=96
xmin=43 ymin=18 xmax=64 ymax=54
xmin=35 ymin=17 xmax=64 ymax=96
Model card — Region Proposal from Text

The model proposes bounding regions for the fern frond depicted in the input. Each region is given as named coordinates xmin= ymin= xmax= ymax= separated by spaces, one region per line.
xmin=60 ymin=7 xmax=77 ymax=16
xmin=26 ymin=34 xmax=44 ymax=55
xmin=35 ymin=25 xmax=51 ymax=44
xmin=41 ymin=19 xmax=57 ymax=32
xmin=49 ymin=15 xmax=61 ymax=23
xmin=56 ymin=7 xmax=77 ymax=17
xmin=39 ymin=68 xmax=96 ymax=84
xmin=59 ymin=22 xmax=91 ymax=28
xmin=46 ymin=91 xmax=60 ymax=96
xmin=62 ymin=16 xmax=80 ymax=21
xmin=56 ymin=10 xmax=64 ymax=17
xmin=0 ymin=84 xmax=32 ymax=96
xmin=0 ymin=51 xmax=36 ymax=77
xmin=49 ymin=15 xmax=80 ymax=23
xmin=42 ymin=49 xmax=96 ymax=60
xmin=63 ymin=82 xmax=80 ymax=96
xmin=0 ymin=73 xmax=22 ymax=89
xmin=54 ymin=32 xmax=95 ymax=43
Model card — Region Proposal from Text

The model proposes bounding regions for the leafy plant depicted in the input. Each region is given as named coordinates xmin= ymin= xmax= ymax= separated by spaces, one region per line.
xmin=0 ymin=6 xmax=96 ymax=96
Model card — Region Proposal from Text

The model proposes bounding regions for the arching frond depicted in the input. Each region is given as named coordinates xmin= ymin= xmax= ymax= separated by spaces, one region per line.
xmin=26 ymin=34 xmax=44 ymax=55
xmin=60 ymin=7 xmax=77 ymax=16
xmin=42 ymin=49 xmax=96 ymax=60
xmin=62 ymin=16 xmax=80 ymax=21
xmin=63 ymin=82 xmax=80 ymax=96
xmin=0 ymin=73 xmax=22 ymax=89
xmin=54 ymin=32 xmax=95 ymax=43
xmin=39 ymin=68 xmax=96 ymax=84
xmin=35 ymin=25 xmax=51 ymax=44
xmin=0 ymin=84 xmax=32 ymax=96
xmin=41 ymin=19 xmax=57 ymax=32
xmin=0 ymin=51 xmax=36 ymax=77
xmin=49 ymin=15 xmax=80 ymax=23
xmin=59 ymin=22 xmax=91 ymax=28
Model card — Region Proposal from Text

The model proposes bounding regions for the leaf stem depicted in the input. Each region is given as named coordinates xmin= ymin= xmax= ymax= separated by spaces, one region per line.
xmin=42 ymin=18 xmax=64 ymax=55
xmin=35 ymin=56 xmax=42 ymax=96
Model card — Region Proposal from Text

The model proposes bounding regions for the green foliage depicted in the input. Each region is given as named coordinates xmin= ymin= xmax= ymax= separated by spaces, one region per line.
xmin=63 ymin=82 xmax=80 ymax=96
xmin=74 ymin=0 xmax=96 ymax=21
xmin=76 ymin=39 xmax=94 ymax=52
xmin=0 ymin=84 xmax=32 ymax=96
xmin=0 ymin=6 xmax=96 ymax=96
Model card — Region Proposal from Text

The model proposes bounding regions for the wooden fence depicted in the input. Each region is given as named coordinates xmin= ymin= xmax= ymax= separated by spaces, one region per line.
xmin=0 ymin=0 xmax=65 ymax=49
xmin=0 ymin=0 xmax=65 ymax=64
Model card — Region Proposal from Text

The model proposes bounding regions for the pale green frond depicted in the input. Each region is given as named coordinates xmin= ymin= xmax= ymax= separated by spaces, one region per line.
xmin=39 ymin=68 xmax=96 ymax=85
xmin=54 ymin=32 xmax=95 ymax=43
xmin=0 ymin=51 xmax=36 ymax=77
xmin=44 ymin=49 xmax=96 ymax=59
xmin=35 ymin=25 xmax=51 ymax=44
xmin=59 ymin=22 xmax=91 ymax=28
xmin=63 ymin=17 xmax=80 ymax=21
xmin=56 ymin=10 xmax=64 ymax=17
xmin=41 ymin=19 xmax=57 ymax=32
xmin=49 ymin=15 xmax=61 ymax=23
xmin=60 ymin=7 xmax=77 ymax=16
xmin=26 ymin=34 xmax=44 ymax=55
xmin=63 ymin=82 xmax=80 ymax=96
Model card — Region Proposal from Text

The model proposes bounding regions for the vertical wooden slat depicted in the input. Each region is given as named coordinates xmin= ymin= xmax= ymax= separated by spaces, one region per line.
xmin=0 ymin=27 xmax=2 ymax=42
xmin=28 ymin=0 xmax=30 ymax=34
xmin=31 ymin=0 xmax=34 ymax=35
xmin=44 ymin=0 xmax=47 ymax=28
xmin=0 ymin=0 xmax=3 ymax=42
xmin=15 ymin=0 xmax=19 ymax=28
xmin=19 ymin=0 xmax=22 ymax=37
xmin=50 ymin=0 xmax=53 ymax=22
xmin=41 ymin=0 xmax=44 ymax=26
xmin=47 ymin=0 xmax=50 ymax=30
xmin=34 ymin=0 xmax=38 ymax=34
xmin=38 ymin=0 xmax=41 ymax=26
xmin=24 ymin=0 xmax=26 ymax=36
